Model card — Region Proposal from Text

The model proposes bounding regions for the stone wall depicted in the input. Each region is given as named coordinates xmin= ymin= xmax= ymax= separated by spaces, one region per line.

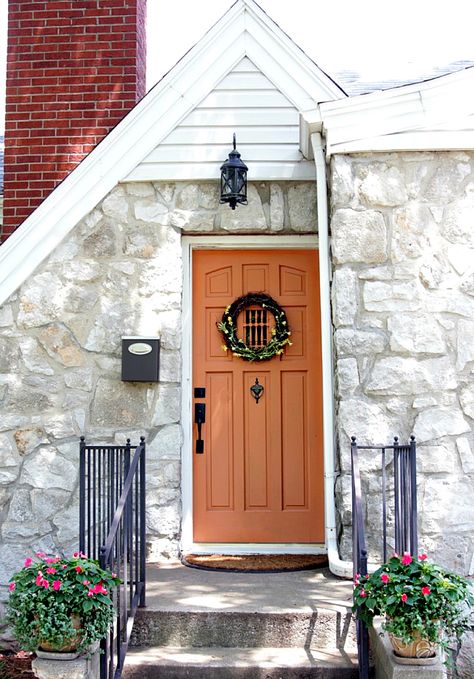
xmin=330 ymin=151 xmax=474 ymax=574
xmin=0 ymin=180 xmax=317 ymax=592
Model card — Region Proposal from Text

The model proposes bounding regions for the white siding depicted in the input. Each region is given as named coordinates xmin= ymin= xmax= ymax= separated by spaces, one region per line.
xmin=126 ymin=58 xmax=315 ymax=181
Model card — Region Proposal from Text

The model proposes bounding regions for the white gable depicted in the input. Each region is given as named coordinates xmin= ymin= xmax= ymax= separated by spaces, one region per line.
xmin=0 ymin=0 xmax=344 ymax=306
xmin=127 ymin=58 xmax=314 ymax=181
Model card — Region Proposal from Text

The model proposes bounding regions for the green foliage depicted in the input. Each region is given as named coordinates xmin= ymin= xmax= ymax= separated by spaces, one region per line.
xmin=353 ymin=553 xmax=474 ymax=647
xmin=218 ymin=293 xmax=292 ymax=361
xmin=6 ymin=553 xmax=121 ymax=654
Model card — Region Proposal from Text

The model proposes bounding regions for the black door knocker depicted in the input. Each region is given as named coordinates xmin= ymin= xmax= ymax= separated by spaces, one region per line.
xmin=250 ymin=378 xmax=264 ymax=404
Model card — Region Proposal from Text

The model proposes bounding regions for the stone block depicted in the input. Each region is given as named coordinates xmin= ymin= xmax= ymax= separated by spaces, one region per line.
xmin=91 ymin=379 xmax=149 ymax=428
xmin=219 ymin=185 xmax=267 ymax=231
xmin=332 ymin=208 xmax=387 ymax=264
xmin=366 ymin=356 xmax=457 ymax=396
xmin=456 ymin=437 xmax=474 ymax=474
xmin=335 ymin=328 xmax=386 ymax=356
xmin=288 ymin=183 xmax=317 ymax=231
xmin=457 ymin=320 xmax=474 ymax=370
xmin=269 ymin=184 xmax=284 ymax=230
xmin=336 ymin=358 xmax=359 ymax=395
xmin=364 ymin=281 xmax=421 ymax=312
xmin=32 ymin=649 xmax=99 ymax=679
xmin=101 ymin=186 xmax=129 ymax=222
xmin=388 ymin=314 xmax=445 ymax=354
xmin=332 ymin=268 xmax=358 ymax=327
xmin=413 ymin=407 xmax=470 ymax=443
xmin=369 ymin=619 xmax=446 ymax=679
xmin=359 ymin=164 xmax=408 ymax=207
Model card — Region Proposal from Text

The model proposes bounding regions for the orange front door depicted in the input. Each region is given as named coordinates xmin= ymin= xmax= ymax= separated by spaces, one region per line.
xmin=192 ymin=249 xmax=324 ymax=543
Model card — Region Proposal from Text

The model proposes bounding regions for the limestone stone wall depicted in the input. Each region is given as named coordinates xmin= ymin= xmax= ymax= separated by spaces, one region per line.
xmin=330 ymin=151 xmax=474 ymax=574
xmin=0 ymin=180 xmax=317 ymax=590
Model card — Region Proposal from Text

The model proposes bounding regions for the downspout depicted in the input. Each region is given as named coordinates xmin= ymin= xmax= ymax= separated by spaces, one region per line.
xmin=311 ymin=132 xmax=353 ymax=579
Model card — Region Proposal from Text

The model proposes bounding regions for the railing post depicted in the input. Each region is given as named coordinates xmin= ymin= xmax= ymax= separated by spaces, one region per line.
xmin=79 ymin=436 xmax=86 ymax=555
xmin=409 ymin=435 xmax=418 ymax=557
xmin=139 ymin=437 xmax=146 ymax=608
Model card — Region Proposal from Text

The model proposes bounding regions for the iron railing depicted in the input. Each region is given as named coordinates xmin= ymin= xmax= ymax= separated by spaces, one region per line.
xmin=79 ymin=437 xmax=146 ymax=679
xmin=351 ymin=435 xmax=418 ymax=679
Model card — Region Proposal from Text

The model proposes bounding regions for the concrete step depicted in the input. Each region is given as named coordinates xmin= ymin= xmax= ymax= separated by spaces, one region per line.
xmin=122 ymin=646 xmax=360 ymax=678
xmin=130 ymin=609 xmax=356 ymax=651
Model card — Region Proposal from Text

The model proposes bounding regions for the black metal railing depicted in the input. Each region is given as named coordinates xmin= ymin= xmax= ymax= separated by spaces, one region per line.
xmin=351 ymin=435 xmax=418 ymax=679
xmin=79 ymin=437 xmax=146 ymax=679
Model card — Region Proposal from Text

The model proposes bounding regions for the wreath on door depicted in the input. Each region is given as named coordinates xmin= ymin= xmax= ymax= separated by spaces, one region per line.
xmin=218 ymin=292 xmax=291 ymax=361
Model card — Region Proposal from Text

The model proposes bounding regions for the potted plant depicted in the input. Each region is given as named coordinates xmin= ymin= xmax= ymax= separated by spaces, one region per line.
xmin=353 ymin=552 xmax=474 ymax=662
xmin=6 ymin=552 xmax=121 ymax=657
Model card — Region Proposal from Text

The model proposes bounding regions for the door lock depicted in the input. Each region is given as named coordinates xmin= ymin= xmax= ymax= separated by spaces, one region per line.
xmin=194 ymin=403 xmax=206 ymax=454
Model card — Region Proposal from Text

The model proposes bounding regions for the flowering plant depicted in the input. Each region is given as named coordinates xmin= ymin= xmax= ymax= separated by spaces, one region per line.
xmin=6 ymin=553 xmax=121 ymax=654
xmin=353 ymin=553 xmax=473 ymax=647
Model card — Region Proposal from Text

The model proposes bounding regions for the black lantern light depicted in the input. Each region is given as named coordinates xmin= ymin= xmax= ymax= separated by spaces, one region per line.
xmin=220 ymin=133 xmax=248 ymax=210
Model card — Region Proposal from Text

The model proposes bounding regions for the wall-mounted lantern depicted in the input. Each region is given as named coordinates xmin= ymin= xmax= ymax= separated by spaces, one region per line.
xmin=220 ymin=133 xmax=248 ymax=210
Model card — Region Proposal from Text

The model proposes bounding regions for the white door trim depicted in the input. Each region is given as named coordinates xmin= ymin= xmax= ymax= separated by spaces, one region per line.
xmin=181 ymin=234 xmax=324 ymax=555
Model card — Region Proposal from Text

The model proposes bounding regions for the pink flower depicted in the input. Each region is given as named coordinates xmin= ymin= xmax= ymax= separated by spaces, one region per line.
xmin=9 ymin=582 xmax=16 ymax=591
xmin=419 ymin=553 xmax=428 ymax=561
xmin=83 ymin=579 xmax=90 ymax=586
xmin=359 ymin=589 xmax=367 ymax=598
xmin=73 ymin=552 xmax=79 ymax=558
xmin=46 ymin=567 xmax=56 ymax=574
xmin=42 ymin=579 xmax=49 ymax=589
xmin=381 ymin=573 xmax=390 ymax=584
xmin=24 ymin=558 xmax=33 ymax=568
xmin=45 ymin=557 xmax=59 ymax=564
xmin=36 ymin=552 xmax=46 ymax=558
xmin=36 ymin=574 xmax=44 ymax=586
xmin=422 ymin=586 xmax=431 ymax=596
xmin=112 ymin=573 xmax=117 ymax=578
xmin=401 ymin=553 xmax=412 ymax=566
xmin=75 ymin=566 xmax=82 ymax=573
xmin=401 ymin=593 xmax=408 ymax=602
xmin=52 ymin=580 xmax=61 ymax=591
xmin=87 ymin=589 xmax=95 ymax=597
xmin=92 ymin=582 xmax=108 ymax=595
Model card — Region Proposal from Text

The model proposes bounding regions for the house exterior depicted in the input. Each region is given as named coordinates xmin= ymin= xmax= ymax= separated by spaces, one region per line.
xmin=0 ymin=0 xmax=473 ymax=591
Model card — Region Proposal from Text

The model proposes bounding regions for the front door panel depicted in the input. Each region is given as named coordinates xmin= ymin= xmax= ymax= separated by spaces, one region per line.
xmin=192 ymin=249 xmax=324 ymax=543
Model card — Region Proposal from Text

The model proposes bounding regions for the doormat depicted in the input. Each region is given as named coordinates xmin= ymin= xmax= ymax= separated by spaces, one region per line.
xmin=181 ymin=554 xmax=329 ymax=573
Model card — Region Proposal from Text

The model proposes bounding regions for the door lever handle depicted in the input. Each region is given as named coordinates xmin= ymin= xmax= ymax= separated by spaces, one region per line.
xmin=194 ymin=403 xmax=206 ymax=454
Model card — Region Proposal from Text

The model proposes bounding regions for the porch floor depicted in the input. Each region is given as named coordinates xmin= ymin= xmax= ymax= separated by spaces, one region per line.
xmin=143 ymin=559 xmax=354 ymax=614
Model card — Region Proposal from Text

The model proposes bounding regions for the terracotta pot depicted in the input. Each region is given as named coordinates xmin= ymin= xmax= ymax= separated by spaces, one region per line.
xmin=388 ymin=630 xmax=438 ymax=659
xmin=38 ymin=614 xmax=82 ymax=653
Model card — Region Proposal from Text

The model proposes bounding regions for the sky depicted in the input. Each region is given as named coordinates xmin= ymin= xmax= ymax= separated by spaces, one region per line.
xmin=0 ymin=0 xmax=473 ymax=133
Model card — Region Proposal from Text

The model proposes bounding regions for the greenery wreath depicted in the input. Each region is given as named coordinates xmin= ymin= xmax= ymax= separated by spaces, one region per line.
xmin=218 ymin=292 xmax=291 ymax=361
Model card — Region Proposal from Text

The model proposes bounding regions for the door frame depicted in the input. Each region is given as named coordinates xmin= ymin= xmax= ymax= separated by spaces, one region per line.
xmin=181 ymin=234 xmax=327 ymax=555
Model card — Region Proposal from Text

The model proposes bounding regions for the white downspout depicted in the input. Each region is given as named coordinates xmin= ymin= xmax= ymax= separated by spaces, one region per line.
xmin=311 ymin=132 xmax=353 ymax=579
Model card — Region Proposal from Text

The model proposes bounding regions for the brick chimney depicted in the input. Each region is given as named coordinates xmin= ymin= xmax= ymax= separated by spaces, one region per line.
xmin=2 ymin=0 xmax=147 ymax=241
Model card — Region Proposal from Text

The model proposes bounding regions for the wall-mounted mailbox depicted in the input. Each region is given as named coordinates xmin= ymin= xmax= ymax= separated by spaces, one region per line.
xmin=121 ymin=337 xmax=160 ymax=382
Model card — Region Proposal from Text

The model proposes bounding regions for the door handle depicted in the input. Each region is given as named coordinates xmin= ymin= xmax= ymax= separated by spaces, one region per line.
xmin=195 ymin=403 xmax=206 ymax=454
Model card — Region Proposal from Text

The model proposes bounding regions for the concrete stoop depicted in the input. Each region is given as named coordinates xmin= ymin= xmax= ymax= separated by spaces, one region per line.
xmin=122 ymin=560 xmax=360 ymax=678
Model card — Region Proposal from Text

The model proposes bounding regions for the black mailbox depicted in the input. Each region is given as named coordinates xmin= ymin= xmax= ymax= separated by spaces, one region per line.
xmin=121 ymin=337 xmax=160 ymax=382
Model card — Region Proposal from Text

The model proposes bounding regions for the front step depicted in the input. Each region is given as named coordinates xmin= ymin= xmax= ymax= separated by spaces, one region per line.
xmin=131 ymin=609 xmax=356 ymax=649
xmin=123 ymin=646 xmax=359 ymax=678
xmin=123 ymin=561 xmax=359 ymax=678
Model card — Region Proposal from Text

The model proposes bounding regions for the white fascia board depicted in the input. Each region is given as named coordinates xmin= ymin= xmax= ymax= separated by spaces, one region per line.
xmin=320 ymin=67 xmax=474 ymax=155
xmin=327 ymin=130 xmax=474 ymax=155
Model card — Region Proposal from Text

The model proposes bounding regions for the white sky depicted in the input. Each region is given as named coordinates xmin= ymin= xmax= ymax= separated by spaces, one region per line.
xmin=1 ymin=0 xmax=473 ymax=133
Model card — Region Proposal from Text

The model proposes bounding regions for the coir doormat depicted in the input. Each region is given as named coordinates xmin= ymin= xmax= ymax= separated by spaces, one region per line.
xmin=181 ymin=554 xmax=329 ymax=573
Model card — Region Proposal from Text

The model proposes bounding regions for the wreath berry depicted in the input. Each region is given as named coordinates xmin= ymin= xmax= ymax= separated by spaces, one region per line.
xmin=218 ymin=292 xmax=291 ymax=361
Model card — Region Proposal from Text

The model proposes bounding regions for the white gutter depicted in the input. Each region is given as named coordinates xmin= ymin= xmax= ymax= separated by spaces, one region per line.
xmin=311 ymin=132 xmax=353 ymax=579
